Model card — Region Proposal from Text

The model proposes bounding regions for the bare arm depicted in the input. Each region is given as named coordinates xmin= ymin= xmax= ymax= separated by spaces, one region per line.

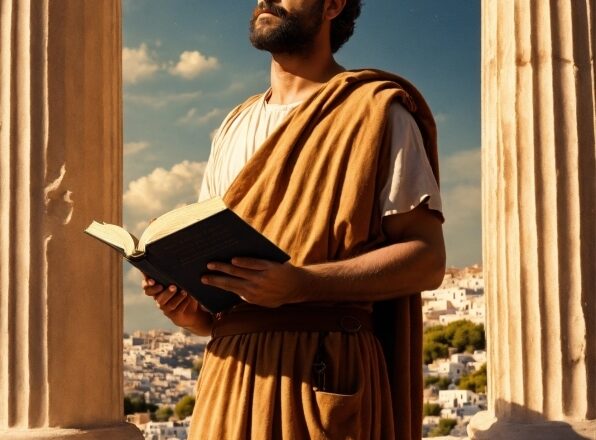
xmin=203 ymin=204 xmax=446 ymax=306
xmin=302 ymin=205 xmax=445 ymax=301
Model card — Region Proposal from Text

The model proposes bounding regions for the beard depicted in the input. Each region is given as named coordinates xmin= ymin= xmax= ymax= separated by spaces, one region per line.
xmin=249 ymin=1 xmax=324 ymax=55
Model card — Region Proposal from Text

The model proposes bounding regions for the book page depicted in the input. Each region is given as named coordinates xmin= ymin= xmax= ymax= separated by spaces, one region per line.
xmin=85 ymin=221 xmax=138 ymax=256
xmin=138 ymin=197 xmax=227 ymax=251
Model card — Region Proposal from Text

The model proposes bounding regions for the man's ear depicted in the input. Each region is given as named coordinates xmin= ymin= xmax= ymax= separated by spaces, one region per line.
xmin=324 ymin=0 xmax=347 ymax=21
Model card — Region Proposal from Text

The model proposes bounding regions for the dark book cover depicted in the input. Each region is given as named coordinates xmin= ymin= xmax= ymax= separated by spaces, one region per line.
xmin=128 ymin=209 xmax=290 ymax=313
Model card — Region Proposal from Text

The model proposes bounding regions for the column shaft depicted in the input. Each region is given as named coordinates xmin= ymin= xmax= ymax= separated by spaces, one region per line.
xmin=470 ymin=0 xmax=595 ymax=438
xmin=0 ymin=1 xmax=141 ymax=438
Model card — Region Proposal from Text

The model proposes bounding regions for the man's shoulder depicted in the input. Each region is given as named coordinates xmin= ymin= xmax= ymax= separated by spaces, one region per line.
xmin=213 ymin=92 xmax=266 ymax=140
xmin=228 ymin=93 xmax=265 ymax=117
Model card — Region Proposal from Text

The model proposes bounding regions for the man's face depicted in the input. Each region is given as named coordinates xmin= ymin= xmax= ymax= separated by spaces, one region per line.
xmin=249 ymin=0 xmax=325 ymax=55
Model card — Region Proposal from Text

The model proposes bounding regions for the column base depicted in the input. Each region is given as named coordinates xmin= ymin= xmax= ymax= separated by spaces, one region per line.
xmin=468 ymin=411 xmax=596 ymax=440
xmin=0 ymin=423 xmax=143 ymax=440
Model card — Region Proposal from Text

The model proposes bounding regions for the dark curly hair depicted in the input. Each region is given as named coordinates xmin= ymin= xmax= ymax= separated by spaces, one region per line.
xmin=330 ymin=0 xmax=363 ymax=53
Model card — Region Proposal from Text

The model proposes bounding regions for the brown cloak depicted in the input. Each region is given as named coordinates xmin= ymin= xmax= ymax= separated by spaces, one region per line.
xmin=219 ymin=69 xmax=439 ymax=439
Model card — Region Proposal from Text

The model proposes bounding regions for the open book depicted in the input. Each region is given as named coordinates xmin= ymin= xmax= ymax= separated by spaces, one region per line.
xmin=85 ymin=197 xmax=290 ymax=313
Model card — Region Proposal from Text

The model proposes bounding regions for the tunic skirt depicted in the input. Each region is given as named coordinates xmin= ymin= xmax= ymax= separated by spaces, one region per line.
xmin=188 ymin=330 xmax=395 ymax=440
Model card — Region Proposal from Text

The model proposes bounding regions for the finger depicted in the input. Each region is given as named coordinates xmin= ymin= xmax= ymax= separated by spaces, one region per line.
xmin=206 ymin=262 xmax=260 ymax=280
xmin=143 ymin=284 xmax=165 ymax=297
xmin=184 ymin=296 xmax=201 ymax=314
xmin=165 ymin=296 xmax=198 ymax=317
xmin=141 ymin=278 xmax=157 ymax=288
xmin=201 ymin=274 xmax=248 ymax=294
xmin=167 ymin=291 xmax=189 ymax=311
xmin=182 ymin=295 xmax=199 ymax=314
xmin=155 ymin=286 xmax=179 ymax=306
xmin=238 ymin=292 xmax=259 ymax=305
xmin=230 ymin=257 xmax=273 ymax=270
xmin=140 ymin=269 xmax=155 ymax=284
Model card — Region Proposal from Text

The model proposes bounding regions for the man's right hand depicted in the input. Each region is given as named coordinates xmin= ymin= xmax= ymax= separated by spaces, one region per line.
xmin=141 ymin=275 xmax=213 ymax=336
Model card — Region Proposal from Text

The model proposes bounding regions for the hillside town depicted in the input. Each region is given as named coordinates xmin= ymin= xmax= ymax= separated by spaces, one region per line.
xmin=125 ymin=265 xmax=486 ymax=439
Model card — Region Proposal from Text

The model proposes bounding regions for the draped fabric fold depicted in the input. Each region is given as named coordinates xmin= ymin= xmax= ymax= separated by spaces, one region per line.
xmin=213 ymin=69 xmax=439 ymax=439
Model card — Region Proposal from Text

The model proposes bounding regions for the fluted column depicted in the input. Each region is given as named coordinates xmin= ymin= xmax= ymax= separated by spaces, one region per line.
xmin=0 ymin=1 xmax=141 ymax=438
xmin=469 ymin=0 xmax=595 ymax=438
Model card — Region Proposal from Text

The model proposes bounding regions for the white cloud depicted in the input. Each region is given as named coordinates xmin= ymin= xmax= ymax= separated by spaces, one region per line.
xmin=125 ymin=90 xmax=203 ymax=109
xmin=123 ymin=160 xmax=207 ymax=237
xmin=123 ymin=44 xmax=160 ymax=84
xmin=177 ymin=107 xmax=225 ymax=126
xmin=442 ymin=183 xmax=481 ymax=225
xmin=123 ymin=263 xmax=177 ymax=332
xmin=125 ymin=265 xmax=144 ymax=285
xmin=121 ymin=160 xmax=209 ymax=330
xmin=123 ymin=266 xmax=146 ymax=306
xmin=440 ymin=148 xmax=481 ymax=187
xmin=442 ymin=183 xmax=482 ymax=267
xmin=169 ymin=51 xmax=220 ymax=79
xmin=434 ymin=113 xmax=448 ymax=124
xmin=438 ymin=148 xmax=482 ymax=267
xmin=124 ymin=141 xmax=150 ymax=156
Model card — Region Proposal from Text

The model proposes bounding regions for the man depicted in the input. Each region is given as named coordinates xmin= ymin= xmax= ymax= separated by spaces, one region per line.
xmin=143 ymin=1 xmax=445 ymax=438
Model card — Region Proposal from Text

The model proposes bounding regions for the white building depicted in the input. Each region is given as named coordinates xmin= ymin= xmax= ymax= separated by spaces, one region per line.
xmin=472 ymin=350 xmax=486 ymax=363
xmin=440 ymin=404 xmax=482 ymax=419
xmin=421 ymin=288 xmax=468 ymax=309
xmin=143 ymin=419 xmax=191 ymax=440
xmin=173 ymin=367 xmax=192 ymax=380
xmin=437 ymin=360 xmax=466 ymax=380
xmin=170 ymin=331 xmax=189 ymax=346
xmin=438 ymin=389 xmax=483 ymax=409
xmin=458 ymin=277 xmax=484 ymax=291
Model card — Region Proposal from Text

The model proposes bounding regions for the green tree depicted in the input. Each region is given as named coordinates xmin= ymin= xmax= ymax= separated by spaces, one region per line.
xmin=155 ymin=406 xmax=174 ymax=422
xmin=423 ymin=403 xmax=442 ymax=417
xmin=436 ymin=377 xmax=452 ymax=390
xmin=124 ymin=394 xmax=146 ymax=415
xmin=175 ymin=395 xmax=196 ymax=420
xmin=448 ymin=320 xmax=485 ymax=353
xmin=423 ymin=341 xmax=449 ymax=364
xmin=424 ymin=375 xmax=440 ymax=387
xmin=123 ymin=394 xmax=157 ymax=416
xmin=458 ymin=363 xmax=487 ymax=394
xmin=124 ymin=396 xmax=134 ymax=415
xmin=428 ymin=418 xmax=457 ymax=437
xmin=424 ymin=375 xmax=452 ymax=390
xmin=424 ymin=325 xmax=450 ymax=346
xmin=423 ymin=320 xmax=486 ymax=364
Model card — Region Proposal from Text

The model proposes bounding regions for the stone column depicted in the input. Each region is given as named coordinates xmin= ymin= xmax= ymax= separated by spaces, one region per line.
xmin=469 ymin=0 xmax=595 ymax=439
xmin=0 ymin=1 xmax=141 ymax=438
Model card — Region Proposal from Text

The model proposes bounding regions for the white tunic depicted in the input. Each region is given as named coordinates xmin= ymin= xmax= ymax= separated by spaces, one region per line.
xmin=199 ymin=91 xmax=443 ymax=218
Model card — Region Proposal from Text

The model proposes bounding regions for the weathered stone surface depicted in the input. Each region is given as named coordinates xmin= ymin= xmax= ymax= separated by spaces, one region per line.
xmin=469 ymin=411 xmax=595 ymax=440
xmin=0 ymin=0 xmax=141 ymax=438
xmin=469 ymin=0 xmax=595 ymax=438
xmin=0 ymin=424 xmax=142 ymax=440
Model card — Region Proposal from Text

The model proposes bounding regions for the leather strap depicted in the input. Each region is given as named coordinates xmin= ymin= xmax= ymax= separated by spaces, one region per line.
xmin=211 ymin=305 xmax=373 ymax=339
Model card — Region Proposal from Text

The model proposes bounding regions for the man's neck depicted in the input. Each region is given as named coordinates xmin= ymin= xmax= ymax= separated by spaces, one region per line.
xmin=267 ymin=52 xmax=345 ymax=105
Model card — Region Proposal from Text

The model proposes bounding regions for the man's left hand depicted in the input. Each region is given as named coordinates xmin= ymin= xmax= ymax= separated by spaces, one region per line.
xmin=201 ymin=258 xmax=310 ymax=308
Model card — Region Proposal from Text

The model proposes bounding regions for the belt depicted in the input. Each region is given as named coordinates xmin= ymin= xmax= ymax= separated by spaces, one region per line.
xmin=211 ymin=305 xmax=373 ymax=339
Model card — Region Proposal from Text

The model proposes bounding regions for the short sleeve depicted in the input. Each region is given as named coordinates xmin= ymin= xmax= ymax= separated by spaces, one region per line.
xmin=197 ymin=111 xmax=232 ymax=203
xmin=198 ymin=142 xmax=216 ymax=203
xmin=197 ymin=170 xmax=211 ymax=202
xmin=379 ymin=102 xmax=443 ymax=218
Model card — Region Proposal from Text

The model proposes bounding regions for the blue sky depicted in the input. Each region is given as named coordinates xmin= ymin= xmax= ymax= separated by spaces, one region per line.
xmin=122 ymin=0 xmax=482 ymax=332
